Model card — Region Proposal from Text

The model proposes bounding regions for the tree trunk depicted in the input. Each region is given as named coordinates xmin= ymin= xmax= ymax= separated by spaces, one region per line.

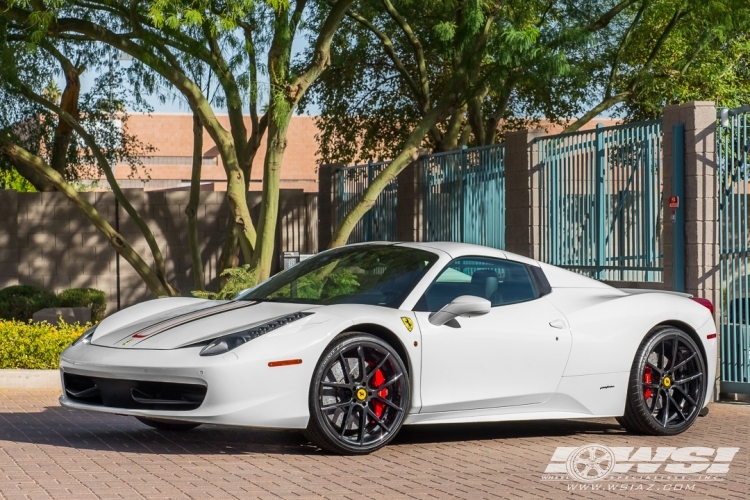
xmin=186 ymin=113 xmax=205 ymax=291
xmin=330 ymin=100 xmax=453 ymax=248
xmin=212 ymin=127 xmax=255 ymax=263
xmin=49 ymin=63 xmax=81 ymax=176
xmin=250 ymin=115 xmax=291 ymax=282
xmin=218 ymin=217 xmax=240 ymax=288
xmin=0 ymin=137 xmax=171 ymax=297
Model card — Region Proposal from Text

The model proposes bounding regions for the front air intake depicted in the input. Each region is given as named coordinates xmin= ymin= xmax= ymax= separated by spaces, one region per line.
xmin=63 ymin=373 xmax=207 ymax=411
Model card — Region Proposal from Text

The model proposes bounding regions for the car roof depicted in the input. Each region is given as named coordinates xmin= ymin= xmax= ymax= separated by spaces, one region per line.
xmin=394 ymin=241 xmax=540 ymax=267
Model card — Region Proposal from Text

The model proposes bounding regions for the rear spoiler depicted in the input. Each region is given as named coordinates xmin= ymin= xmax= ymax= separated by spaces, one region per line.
xmin=618 ymin=288 xmax=693 ymax=299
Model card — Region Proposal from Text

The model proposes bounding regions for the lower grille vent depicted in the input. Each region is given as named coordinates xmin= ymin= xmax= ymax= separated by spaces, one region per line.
xmin=63 ymin=373 xmax=206 ymax=411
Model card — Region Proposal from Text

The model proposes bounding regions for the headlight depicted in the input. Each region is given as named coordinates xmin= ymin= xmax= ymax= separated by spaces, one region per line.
xmin=200 ymin=312 xmax=312 ymax=356
xmin=72 ymin=325 xmax=98 ymax=346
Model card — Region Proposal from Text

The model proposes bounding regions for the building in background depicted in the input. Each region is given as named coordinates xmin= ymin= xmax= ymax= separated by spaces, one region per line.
xmin=94 ymin=113 xmax=619 ymax=193
xmin=101 ymin=114 xmax=320 ymax=192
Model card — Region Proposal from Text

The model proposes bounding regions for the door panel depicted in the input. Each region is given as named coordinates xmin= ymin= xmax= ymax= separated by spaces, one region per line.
xmin=417 ymin=297 xmax=572 ymax=413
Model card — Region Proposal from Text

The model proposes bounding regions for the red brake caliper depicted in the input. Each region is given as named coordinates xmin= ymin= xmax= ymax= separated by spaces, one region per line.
xmin=371 ymin=367 xmax=389 ymax=419
xmin=643 ymin=365 xmax=653 ymax=400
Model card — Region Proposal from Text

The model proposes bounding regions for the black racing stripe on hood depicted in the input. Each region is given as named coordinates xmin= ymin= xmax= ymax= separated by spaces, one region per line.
xmin=117 ymin=301 xmax=258 ymax=344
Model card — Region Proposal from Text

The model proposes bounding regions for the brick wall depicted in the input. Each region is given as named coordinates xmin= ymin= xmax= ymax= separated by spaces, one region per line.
xmin=0 ymin=188 xmax=318 ymax=315
xmin=112 ymin=115 xmax=321 ymax=192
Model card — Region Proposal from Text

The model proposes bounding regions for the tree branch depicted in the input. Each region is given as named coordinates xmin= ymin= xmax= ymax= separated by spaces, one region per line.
xmin=344 ymin=7 xmax=428 ymax=112
xmin=0 ymin=135 xmax=171 ymax=297
xmin=290 ymin=0 xmax=309 ymax=41
xmin=381 ymin=0 xmax=430 ymax=109
xmin=202 ymin=21 xmax=248 ymax=168
xmin=290 ymin=0 xmax=355 ymax=105
xmin=605 ymin=0 xmax=648 ymax=97
xmin=563 ymin=92 xmax=629 ymax=133
xmin=13 ymin=77 xmax=178 ymax=295
xmin=587 ymin=0 xmax=641 ymax=32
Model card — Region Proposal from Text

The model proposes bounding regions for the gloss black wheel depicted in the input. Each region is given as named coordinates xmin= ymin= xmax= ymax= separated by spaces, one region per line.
xmin=619 ymin=327 xmax=706 ymax=436
xmin=306 ymin=333 xmax=410 ymax=454
xmin=135 ymin=417 xmax=201 ymax=431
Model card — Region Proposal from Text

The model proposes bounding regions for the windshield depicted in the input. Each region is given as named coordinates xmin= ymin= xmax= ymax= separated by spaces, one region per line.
xmin=239 ymin=245 xmax=439 ymax=308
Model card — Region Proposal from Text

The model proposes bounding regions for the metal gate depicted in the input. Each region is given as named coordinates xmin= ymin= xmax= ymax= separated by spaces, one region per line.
xmin=334 ymin=161 xmax=397 ymax=243
xmin=718 ymin=105 xmax=750 ymax=394
xmin=421 ymin=144 xmax=505 ymax=248
xmin=536 ymin=121 xmax=663 ymax=281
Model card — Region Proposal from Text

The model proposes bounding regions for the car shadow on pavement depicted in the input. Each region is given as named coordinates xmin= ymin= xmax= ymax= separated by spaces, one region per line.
xmin=0 ymin=405 xmax=625 ymax=456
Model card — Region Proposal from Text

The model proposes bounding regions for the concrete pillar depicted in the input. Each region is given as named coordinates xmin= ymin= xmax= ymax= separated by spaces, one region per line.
xmin=504 ymin=129 xmax=546 ymax=259
xmin=317 ymin=164 xmax=340 ymax=251
xmin=663 ymin=102 xmax=719 ymax=398
xmin=663 ymin=102 xmax=718 ymax=318
xmin=396 ymin=155 xmax=425 ymax=242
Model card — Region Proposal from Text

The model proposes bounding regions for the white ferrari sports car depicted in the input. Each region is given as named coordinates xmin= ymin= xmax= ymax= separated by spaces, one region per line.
xmin=60 ymin=242 xmax=716 ymax=454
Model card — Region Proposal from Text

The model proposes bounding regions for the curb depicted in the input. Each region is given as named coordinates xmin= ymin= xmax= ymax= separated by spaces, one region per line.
xmin=0 ymin=370 xmax=61 ymax=389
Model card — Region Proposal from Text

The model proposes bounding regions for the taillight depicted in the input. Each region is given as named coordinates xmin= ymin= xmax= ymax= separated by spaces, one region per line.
xmin=691 ymin=297 xmax=714 ymax=315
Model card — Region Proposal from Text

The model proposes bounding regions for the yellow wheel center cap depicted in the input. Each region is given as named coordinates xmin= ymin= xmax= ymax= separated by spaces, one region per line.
xmin=356 ymin=388 xmax=367 ymax=401
xmin=663 ymin=376 xmax=672 ymax=388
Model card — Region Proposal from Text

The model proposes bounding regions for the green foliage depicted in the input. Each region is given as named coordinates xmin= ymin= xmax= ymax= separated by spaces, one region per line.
xmin=147 ymin=0 xmax=260 ymax=31
xmin=301 ymin=0 xmax=586 ymax=162
xmin=0 ymin=319 xmax=90 ymax=369
xmin=617 ymin=0 xmax=750 ymax=119
xmin=433 ymin=21 xmax=456 ymax=42
xmin=0 ymin=168 xmax=36 ymax=192
xmin=303 ymin=0 xmax=750 ymax=165
xmin=0 ymin=285 xmax=58 ymax=322
xmin=0 ymin=285 xmax=107 ymax=322
xmin=192 ymin=264 xmax=259 ymax=300
xmin=268 ymin=268 xmax=360 ymax=300
xmin=0 ymin=35 xmax=156 ymax=185
xmin=57 ymin=288 xmax=107 ymax=322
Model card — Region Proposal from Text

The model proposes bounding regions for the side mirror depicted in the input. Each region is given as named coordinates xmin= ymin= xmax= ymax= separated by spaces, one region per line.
xmin=428 ymin=295 xmax=491 ymax=326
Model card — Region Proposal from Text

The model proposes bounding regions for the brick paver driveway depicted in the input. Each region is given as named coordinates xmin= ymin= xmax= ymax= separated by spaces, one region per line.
xmin=0 ymin=390 xmax=748 ymax=499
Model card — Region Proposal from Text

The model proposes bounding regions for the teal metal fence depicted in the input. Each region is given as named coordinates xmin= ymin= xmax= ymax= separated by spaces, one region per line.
xmin=718 ymin=105 xmax=750 ymax=394
xmin=536 ymin=121 xmax=663 ymax=281
xmin=421 ymin=144 xmax=505 ymax=248
xmin=334 ymin=144 xmax=506 ymax=247
xmin=334 ymin=161 xmax=397 ymax=243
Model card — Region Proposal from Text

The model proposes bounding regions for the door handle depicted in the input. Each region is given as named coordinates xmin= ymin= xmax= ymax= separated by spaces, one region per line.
xmin=549 ymin=319 xmax=566 ymax=329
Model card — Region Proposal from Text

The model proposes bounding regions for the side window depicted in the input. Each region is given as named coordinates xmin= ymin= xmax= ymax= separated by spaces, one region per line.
xmin=417 ymin=257 xmax=538 ymax=311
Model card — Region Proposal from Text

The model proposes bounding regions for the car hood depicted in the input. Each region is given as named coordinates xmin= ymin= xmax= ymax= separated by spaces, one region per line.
xmin=91 ymin=298 xmax=318 ymax=350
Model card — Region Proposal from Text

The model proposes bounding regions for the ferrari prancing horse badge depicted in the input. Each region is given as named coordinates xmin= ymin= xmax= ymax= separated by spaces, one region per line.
xmin=401 ymin=317 xmax=414 ymax=332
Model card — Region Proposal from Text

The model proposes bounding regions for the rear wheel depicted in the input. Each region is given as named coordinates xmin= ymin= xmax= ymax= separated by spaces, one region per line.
xmin=135 ymin=417 xmax=201 ymax=431
xmin=619 ymin=327 xmax=706 ymax=435
xmin=306 ymin=333 xmax=410 ymax=454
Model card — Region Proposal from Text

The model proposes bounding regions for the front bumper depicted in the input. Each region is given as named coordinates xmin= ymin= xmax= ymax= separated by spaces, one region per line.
xmin=59 ymin=342 xmax=316 ymax=429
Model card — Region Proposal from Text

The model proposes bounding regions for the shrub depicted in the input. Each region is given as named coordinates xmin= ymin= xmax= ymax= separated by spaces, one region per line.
xmin=0 ymin=320 xmax=90 ymax=369
xmin=57 ymin=288 xmax=107 ymax=322
xmin=193 ymin=265 xmax=258 ymax=300
xmin=0 ymin=285 xmax=58 ymax=322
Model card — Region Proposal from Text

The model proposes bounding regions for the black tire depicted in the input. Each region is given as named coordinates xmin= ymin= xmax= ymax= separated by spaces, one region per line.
xmin=306 ymin=333 xmax=410 ymax=454
xmin=619 ymin=326 xmax=706 ymax=436
xmin=135 ymin=417 xmax=202 ymax=431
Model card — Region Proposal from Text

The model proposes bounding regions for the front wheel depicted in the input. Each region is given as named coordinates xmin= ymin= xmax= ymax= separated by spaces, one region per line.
xmin=306 ymin=333 xmax=410 ymax=454
xmin=619 ymin=327 xmax=706 ymax=435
